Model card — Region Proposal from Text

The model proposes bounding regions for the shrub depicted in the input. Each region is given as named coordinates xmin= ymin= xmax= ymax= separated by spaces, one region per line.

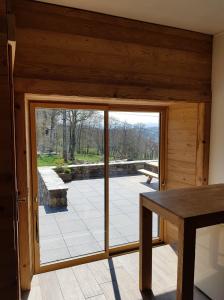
xmin=55 ymin=166 xmax=64 ymax=174
xmin=64 ymin=168 xmax=71 ymax=174
xmin=55 ymin=160 xmax=65 ymax=173
xmin=55 ymin=159 xmax=65 ymax=166
xmin=55 ymin=163 xmax=71 ymax=174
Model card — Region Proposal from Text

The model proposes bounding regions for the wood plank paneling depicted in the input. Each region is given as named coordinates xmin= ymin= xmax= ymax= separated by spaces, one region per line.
xmin=15 ymin=93 xmax=32 ymax=291
xmin=0 ymin=10 xmax=19 ymax=300
xmin=164 ymin=102 xmax=210 ymax=244
xmin=13 ymin=0 xmax=212 ymax=102
xmin=14 ymin=77 xmax=211 ymax=102
xmin=165 ymin=103 xmax=198 ymax=244
xmin=13 ymin=0 xmax=211 ymax=291
xmin=196 ymin=103 xmax=211 ymax=185
xmin=167 ymin=103 xmax=199 ymax=188
xmin=0 ymin=1 xmax=6 ymax=14
xmin=15 ymin=30 xmax=210 ymax=81
xmin=13 ymin=0 xmax=211 ymax=50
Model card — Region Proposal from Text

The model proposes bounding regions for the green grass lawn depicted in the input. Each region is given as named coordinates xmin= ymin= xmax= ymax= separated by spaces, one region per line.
xmin=37 ymin=155 xmax=63 ymax=167
xmin=37 ymin=153 xmax=104 ymax=166
xmin=75 ymin=153 xmax=104 ymax=163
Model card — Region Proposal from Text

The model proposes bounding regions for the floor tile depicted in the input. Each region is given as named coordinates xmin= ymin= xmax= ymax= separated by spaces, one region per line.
xmin=41 ymin=247 xmax=70 ymax=264
xmin=57 ymin=219 xmax=87 ymax=234
xmin=68 ymin=241 xmax=103 ymax=257
xmin=40 ymin=235 xmax=67 ymax=251
xmin=63 ymin=231 xmax=96 ymax=247
xmin=39 ymin=175 xmax=159 ymax=263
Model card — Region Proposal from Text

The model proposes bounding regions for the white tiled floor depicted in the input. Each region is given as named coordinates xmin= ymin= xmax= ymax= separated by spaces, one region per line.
xmin=39 ymin=175 xmax=158 ymax=264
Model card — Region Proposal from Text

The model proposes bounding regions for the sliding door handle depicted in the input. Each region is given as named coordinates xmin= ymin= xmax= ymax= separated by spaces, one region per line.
xmin=36 ymin=211 xmax=39 ymax=244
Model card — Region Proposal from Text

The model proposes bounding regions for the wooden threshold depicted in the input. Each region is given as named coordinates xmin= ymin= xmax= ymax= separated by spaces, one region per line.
xmin=37 ymin=239 xmax=163 ymax=274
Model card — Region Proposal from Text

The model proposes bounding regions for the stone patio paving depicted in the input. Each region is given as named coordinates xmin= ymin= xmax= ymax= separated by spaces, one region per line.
xmin=39 ymin=175 xmax=159 ymax=264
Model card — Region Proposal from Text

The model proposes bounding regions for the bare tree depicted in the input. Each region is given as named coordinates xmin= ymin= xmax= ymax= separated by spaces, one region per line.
xmin=36 ymin=108 xmax=159 ymax=165
xmin=67 ymin=110 xmax=94 ymax=161
xmin=62 ymin=110 xmax=68 ymax=162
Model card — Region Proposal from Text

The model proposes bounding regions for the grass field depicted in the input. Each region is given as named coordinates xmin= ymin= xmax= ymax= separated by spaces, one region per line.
xmin=37 ymin=153 xmax=104 ymax=166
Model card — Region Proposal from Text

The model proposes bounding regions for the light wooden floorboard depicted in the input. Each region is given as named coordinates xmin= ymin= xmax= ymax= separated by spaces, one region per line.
xmin=38 ymin=271 xmax=64 ymax=300
xmin=56 ymin=268 xmax=85 ymax=300
xmin=22 ymin=286 xmax=43 ymax=300
xmin=101 ymin=267 xmax=142 ymax=300
xmin=72 ymin=264 xmax=103 ymax=298
xmin=22 ymin=245 xmax=209 ymax=300
xmin=87 ymin=260 xmax=116 ymax=284
xmin=88 ymin=295 xmax=107 ymax=300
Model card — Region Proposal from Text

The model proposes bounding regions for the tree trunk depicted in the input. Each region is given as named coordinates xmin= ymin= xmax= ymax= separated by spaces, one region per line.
xmin=49 ymin=111 xmax=57 ymax=153
xmin=62 ymin=110 xmax=68 ymax=162
xmin=69 ymin=111 xmax=77 ymax=161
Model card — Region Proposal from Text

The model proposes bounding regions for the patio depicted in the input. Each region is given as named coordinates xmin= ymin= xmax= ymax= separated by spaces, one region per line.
xmin=39 ymin=175 xmax=159 ymax=264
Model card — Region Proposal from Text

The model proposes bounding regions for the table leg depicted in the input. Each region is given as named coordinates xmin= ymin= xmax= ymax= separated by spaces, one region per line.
xmin=139 ymin=198 xmax=152 ymax=291
xmin=177 ymin=221 xmax=196 ymax=300
xmin=147 ymin=176 xmax=152 ymax=184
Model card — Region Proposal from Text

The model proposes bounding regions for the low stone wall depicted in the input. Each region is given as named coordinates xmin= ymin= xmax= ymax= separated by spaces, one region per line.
xmin=56 ymin=160 xmax=158 ymax=181
xmin=38 ymin=167 xmax=68 ymax=207
xmin=38 ymin=161 xmax=158 ymax=207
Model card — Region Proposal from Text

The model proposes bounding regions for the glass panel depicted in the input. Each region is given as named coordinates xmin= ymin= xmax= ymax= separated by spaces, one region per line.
xmin=35 ymin=108 xmax=105 ymax=265
xmin=109 ymin=112 xmax=160 ymax=247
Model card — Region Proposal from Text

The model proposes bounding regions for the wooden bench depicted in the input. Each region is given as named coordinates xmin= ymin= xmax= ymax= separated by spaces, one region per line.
xmin=138 ymin=169 xmax=158 ymax=184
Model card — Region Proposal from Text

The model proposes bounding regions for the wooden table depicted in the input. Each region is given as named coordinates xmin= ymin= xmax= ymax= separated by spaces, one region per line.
xmin=139 ymin=184 xmax=224 ymax=300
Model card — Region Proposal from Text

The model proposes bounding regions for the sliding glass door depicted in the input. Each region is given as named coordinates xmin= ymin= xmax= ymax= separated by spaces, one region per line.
xmin=109 ymin=111 xmax=160 ymax=248
xmin=32 ymin=106 xmax=106 ymax=268
xmin=30 ymin=102 xmax=163 ymax=272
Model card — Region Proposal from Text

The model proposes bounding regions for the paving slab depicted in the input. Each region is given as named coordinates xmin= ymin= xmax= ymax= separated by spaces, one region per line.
xmin=39 ymin=175 xmax=158 ymax=264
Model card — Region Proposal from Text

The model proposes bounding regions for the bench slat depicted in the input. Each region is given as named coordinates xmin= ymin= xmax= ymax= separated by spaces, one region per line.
xmin=138 ymin=169 xmax=158 ymax=178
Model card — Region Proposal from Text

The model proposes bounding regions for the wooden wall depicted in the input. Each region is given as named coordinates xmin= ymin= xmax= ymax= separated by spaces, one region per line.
xmin=15 ymin=94 xmax=33 ymax=291
xmin=167 ymin=103 xmax=203 ymax=189
xmin=0 ymin=2 xmax=20 ymax=299
xmin=10 ymin=0 xmax=212 ymax=294
xmin=13 ymin=0 xmax=212 ymax=102
xmin=164 ymin=102 xmax=210 ymax=244
xmin=15 ymin=99 xmax=210 ymax=289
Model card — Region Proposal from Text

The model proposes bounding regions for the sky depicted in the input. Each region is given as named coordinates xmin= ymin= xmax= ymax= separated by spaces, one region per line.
xmin=109 ymin=111 xmax=159 ymax=125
